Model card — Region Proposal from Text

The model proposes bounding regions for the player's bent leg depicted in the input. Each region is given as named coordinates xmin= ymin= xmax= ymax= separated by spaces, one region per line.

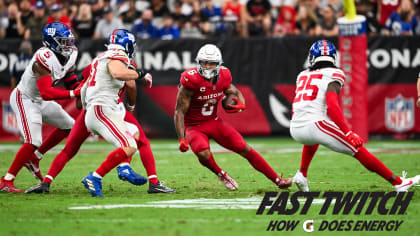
xmin=196 ymin=150 xmax=238 ymax=191
xmin=292 ymin=144 xmax=319 ymax=192
xmin=212 ymin=121 xmax=292 ymax=189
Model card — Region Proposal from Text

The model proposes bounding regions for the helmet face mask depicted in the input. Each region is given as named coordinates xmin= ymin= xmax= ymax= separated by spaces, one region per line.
xmin=195 ymin=44 xmax=222 ymax=80
xmin=43 ymin=22 xmax=74 ymax=58
xmin=107 ymin=29 xmax=136 ymax=59
xmin=308 ymin=39 xmax=337 ymax=67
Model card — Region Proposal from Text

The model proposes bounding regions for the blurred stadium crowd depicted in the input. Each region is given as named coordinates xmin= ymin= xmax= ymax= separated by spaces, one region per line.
xmin=0 ymin=0 xmax=419 ymax=40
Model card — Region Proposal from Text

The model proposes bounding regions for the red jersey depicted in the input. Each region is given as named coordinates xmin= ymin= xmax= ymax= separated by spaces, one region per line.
xmin=180 ymin=67 xmax=232 ymax=126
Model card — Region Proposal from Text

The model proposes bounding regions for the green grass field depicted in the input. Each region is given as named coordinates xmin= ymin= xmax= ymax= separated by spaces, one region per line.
xmin=0 ymin=138 xmax=419 ymax=236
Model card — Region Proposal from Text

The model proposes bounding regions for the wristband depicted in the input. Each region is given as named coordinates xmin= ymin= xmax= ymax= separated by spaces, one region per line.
xmin=126 ymin=104 xmax=135 ymax=111
xmin=69 ymin=90 xmax=75 ymax=98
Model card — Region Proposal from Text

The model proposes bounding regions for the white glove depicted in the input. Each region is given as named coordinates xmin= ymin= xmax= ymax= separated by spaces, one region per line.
xmin=143 ymin=73 xmax=152 ymax=88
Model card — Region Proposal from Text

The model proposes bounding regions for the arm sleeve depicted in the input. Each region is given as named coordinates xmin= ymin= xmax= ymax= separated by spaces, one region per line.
xmin=37 ymin=75 xmax=71 ymax=100
xmin=326 ymin=91 xmax=351 ymax=134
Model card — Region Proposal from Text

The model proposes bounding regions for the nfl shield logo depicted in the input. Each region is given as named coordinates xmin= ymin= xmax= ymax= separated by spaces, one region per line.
xmin=385 ymin=94 xmax=414 ymax=133
xmin=2 ymin=102 xmax=19 ymax=134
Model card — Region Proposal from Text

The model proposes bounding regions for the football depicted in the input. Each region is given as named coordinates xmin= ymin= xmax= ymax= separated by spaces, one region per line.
xmin=222 ymin=94 xmax=238 ymax=111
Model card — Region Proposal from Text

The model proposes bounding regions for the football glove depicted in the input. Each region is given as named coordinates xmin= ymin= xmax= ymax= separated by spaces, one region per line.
xmin=179 ymin=138 xmax=189 ymax=152
xmin=226 ymin=97 xmax=246 ymax=113
xmin=345 ymin=131 xmax=363 ymax=148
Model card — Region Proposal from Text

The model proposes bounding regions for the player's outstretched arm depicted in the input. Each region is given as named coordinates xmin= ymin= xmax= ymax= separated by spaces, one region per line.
xmin=34 ymin=62 xmax=79 ymax=100
xmin=125 ymin=80 xmax=137 ymax=111
xmin=174 ymin=85 xmax=192 ymax=152
xmin=326 ymin=81 xmax=363 ymax=148
xmin=108 ymin=60 xmax=139 ymax=81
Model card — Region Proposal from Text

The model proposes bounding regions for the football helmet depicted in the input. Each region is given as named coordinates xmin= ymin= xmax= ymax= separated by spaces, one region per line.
xmin=195 ymin=44 xmax=223 ymax=80
xmin=308 ymin=39 xmax=337 ymax=67
xmin=107 ymin=29 xmax=136 ymax=58
xmin=42 ymin=22 xmax=75 ymax=58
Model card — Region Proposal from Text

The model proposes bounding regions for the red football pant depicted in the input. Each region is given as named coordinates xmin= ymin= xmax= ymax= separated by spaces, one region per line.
xmin=186 ymin=119 xmax=247 ymax=154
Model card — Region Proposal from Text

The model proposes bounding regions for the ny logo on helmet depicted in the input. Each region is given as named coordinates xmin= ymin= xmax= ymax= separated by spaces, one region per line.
xmin=47 ymin=28 xmax=56 ymax=36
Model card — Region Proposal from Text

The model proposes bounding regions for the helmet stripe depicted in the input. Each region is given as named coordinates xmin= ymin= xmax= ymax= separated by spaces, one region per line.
xmin=322 ymin=40 xmax=327 ymax=56
xmin=111 ymin=29 xmax=119 ymax=44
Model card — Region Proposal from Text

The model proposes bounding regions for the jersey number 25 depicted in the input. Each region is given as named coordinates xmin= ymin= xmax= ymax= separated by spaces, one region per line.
xmin=293 ymin=74 xmax=322 ymax=103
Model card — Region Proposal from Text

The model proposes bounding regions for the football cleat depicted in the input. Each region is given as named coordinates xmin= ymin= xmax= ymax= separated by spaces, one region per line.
xmin=117 ymin=165 xmax=147 ymax=186
xmin=292 ymin=171 xmax=309 ymax=192
xmin=0 ymin=177 xmax=23 ymax=193
xmin=394 ymin=171 xmax=420 ymax=192
xmin=25 ymin=182 xmax=50 ymax=194
xmin=81 ymin=173 xmax=103 ymax=197
xmin=218 ymin=171 xmax=238 ymax=191
xmin=24 ymin=156 xmax=43 ymax=181
xmin=147 ymin=181 xmax=176 ymax=194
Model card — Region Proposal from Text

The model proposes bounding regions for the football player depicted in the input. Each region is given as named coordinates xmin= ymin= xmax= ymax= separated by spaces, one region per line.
xmin=290 ymin=39 xmax=420 ymax=192
xmin=25 ymin=59 xmax=174 ymax=194
xmin=0 ymin=23 xmax=80 ymax=193
xmin=78 ymin=29 xmax=174 ymax=197
xmin=174 ymin=44 xmax=292 ymax=191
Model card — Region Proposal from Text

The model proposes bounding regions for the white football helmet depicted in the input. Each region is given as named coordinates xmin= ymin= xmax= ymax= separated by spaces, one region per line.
xmin=195 ymin=44 xmax=223 ymax=80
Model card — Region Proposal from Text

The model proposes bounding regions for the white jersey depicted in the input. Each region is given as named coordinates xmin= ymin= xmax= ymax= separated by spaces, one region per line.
xmin=16 ymin=46 xmax=78 ymax=101
xmin=83 ymin=49 xmax=130 ymax=109
xmin=291 ymin=67 xmax=345 ymax=127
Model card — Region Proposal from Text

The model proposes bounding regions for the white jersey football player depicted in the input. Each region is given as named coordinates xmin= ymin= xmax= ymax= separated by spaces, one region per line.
xmin=0 ymin=22 xmax=81 ymax=193
xmin=290 ymin=39 xmax=419 ymax=192
xmin=80 ymin=29 xmax=147 ymax=197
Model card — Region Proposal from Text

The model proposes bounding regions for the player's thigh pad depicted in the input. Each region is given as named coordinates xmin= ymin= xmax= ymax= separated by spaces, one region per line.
xmin=10 ymin=89 xmax=43 ymax=146
xmin=41 ymin=100 xmax=74 ymax=129
xmin=186 ymin=127 xmax=210 ymax=154
xmin=209 ymin=120 xmax=247 ymax=153
xmin=291 ymin=121 xmax=357 ymax=156
xmin=85 ymin=105 xmax=137 ymax=148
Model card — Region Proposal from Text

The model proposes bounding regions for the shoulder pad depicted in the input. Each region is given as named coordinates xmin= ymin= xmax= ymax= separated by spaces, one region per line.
xmin=180 ymin=68 xmax=199 ymax=89
xmin=105 ymin=50 xmax=129 ymax=64
xmin=35 ymin=47 xmax=53 ymax=71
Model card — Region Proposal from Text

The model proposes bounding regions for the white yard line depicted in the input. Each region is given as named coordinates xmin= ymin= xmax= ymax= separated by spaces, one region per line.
xmin=68 ymin=197 xmax=334 ymax=210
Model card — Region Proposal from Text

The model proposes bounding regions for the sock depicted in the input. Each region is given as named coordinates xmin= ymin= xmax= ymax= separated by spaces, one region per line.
xmin=92 ymin=172 xmax=102 ymax=179
xmin=34 ymin=150 xmax=43 ymax=160
xmin=244 ymin=148 xmax=279 ymax=184
xmin=148 ymin=175 xmax=158 ymax=184
xmin=355 ymin=147 xmax=402 ymax=185
xmin=7 ymin=143 xmax=36 ymax=178
xmin=119 ymin=162 xmax=130 ymax=167
xmin=43 ymin=175 xmax=54 ymax=184
xmin=42 ymin=117 xmax=91 ymax=184
xmin=137 ymin=134 xmax=157 ymax=180
xmin=43 ymin=151 xmax=72 ymax=183
xmin=96 ymin=148 xmax=128 ymax=177
xmin=198 ymin=153 xmax=222 ymax=175
xmin=121 ymin=155 xmax=133 ymax=165
xmin=38 ymin=128 xmax=69 ymax=154
xmin=299 ymin=144 xmax=319 ymax=177
xmin=124 ymin=112 xmax=159 ymax=183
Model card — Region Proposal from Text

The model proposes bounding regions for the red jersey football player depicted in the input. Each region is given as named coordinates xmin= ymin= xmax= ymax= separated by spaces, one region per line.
xmin=25 ymin=51 xmax=175 ymax=194
xmin=174 ymin=44 xmax=292 ymax=190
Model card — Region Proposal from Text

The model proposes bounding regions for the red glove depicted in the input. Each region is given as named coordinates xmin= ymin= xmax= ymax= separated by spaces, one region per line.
xmin=179 ymin=138 xmax=189 ymax=152
xmin=345 ymin=131 xmax=363 ymax=148
xmin=226 ymin=97 xmax=246 ymax=113
xmin=73 ymin=87 xmax=81 ymax=97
